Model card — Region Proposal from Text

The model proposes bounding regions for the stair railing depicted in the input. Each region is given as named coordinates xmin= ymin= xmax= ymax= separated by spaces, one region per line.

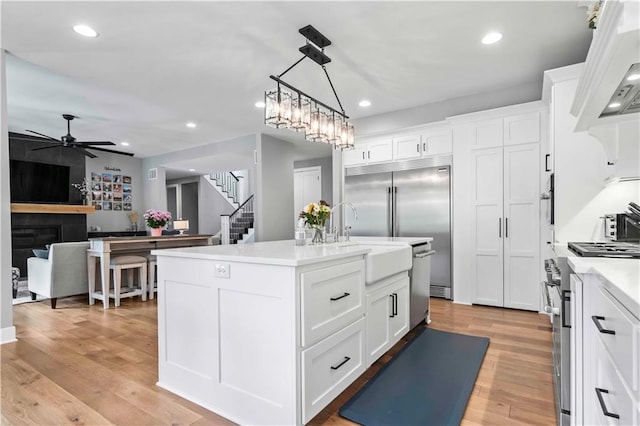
xmin=210 ymin=172 xmax=240 ymax=205
xmin=221 ymin=194 xmax=254 ymax=245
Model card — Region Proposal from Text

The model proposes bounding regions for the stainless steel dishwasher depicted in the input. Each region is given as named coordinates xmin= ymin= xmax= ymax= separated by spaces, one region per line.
xmin=410 ymin=242 xmax=436 ymax=328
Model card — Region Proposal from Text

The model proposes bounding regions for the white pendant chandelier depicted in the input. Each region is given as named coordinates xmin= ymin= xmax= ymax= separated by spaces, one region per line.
xmin=264 ymin=25 xmax=354 ymax=150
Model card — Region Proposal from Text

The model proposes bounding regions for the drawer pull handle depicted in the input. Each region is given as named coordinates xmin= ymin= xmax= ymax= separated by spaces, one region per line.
xmin=591 ymin=315 xmax=615 ymax=335
xmin=393 ymin=292 xmax=398 ymax=316
xmin=330 ymin=292 xmax=350 ymax=301
xmin=330 ymin=356 xmax=351 ymax=370
xmin=389 ymin=294 xmax=396 ymax=318
xmin=595 ymin=388 xmax=620 ymax=419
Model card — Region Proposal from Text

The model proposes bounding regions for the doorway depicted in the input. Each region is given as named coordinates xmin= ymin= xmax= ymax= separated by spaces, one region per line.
xmin=166 ymin=181 xmax=199 ymax=233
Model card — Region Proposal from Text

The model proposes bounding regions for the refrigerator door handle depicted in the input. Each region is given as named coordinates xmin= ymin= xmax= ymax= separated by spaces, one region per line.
xmin=387 ymin=187 xmax=393 ymax=237
xmin=498 ymin=218 xmax=502 ymax=238
xmin=393 ymin=186 xmax=398 ymax=237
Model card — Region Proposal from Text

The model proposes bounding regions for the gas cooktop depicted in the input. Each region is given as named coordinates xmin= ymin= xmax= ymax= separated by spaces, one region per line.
xmin=568 ymin=242 xmax=640 ymax=258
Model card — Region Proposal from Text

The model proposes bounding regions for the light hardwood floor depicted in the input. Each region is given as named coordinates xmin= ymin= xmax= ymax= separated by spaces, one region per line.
xmin=2 ymin=296 xmax=555 ymax=425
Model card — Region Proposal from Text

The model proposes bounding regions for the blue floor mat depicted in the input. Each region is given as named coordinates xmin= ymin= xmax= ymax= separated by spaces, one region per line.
xmin=339 ymin=328 xmax=489 ymax=426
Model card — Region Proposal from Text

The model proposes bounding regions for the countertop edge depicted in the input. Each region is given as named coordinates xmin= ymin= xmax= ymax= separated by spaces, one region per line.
xmin=151 ymin=246 xmax=371 ymax=267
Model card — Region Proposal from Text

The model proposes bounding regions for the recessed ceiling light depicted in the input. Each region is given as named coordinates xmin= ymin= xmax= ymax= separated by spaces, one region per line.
xmin=358 ymin=100 xmax=371 ymax=107
xmin=627 ymin=73 xmax=640 ymax=81
xmin=255 ymin=101 xmax=266 ymax=108
xmin=482 ymin=32 xmax=503 ymax=45
xmin=608 ymin=102 xmax=621 ymax=108
xmin=189 ymin=168 xmax=196 ymax=172
xmin=73 ymin=24 xmax=98 ymax=38
xmin=186 ymin=122 xmax=196 ymax=128
xmin=120 ymin=142 xmax=130 ymax=146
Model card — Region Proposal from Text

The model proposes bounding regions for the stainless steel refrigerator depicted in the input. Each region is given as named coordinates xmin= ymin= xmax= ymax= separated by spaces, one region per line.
xmin=344 ymin=162 xmax=452 ymax=299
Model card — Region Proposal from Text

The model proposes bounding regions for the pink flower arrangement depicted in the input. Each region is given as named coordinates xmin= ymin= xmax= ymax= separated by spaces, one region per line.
xmin=144 ymin=209 xmax=172 ymax=228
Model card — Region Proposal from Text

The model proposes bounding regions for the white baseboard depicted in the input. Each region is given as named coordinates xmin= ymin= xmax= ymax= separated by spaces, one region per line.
xmin=452 ymin=300 xmax=472 ymax=306
xmin=0 ymin=326 xmax=16 ymax=344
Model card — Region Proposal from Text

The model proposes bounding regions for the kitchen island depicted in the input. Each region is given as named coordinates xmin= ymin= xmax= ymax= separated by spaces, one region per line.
xmin=152 ymin=240 xmax=413 ymax=425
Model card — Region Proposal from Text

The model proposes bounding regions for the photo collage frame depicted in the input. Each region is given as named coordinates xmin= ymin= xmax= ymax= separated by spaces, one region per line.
xmin=90 ymin=172 xmax=133 ymax=211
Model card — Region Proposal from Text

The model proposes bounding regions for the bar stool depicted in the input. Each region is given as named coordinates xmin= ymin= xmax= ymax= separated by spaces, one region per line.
xmin=145 ymin=254 xmax=158 ymax=300
xmin=109 ymin=255 xmax=147 ymax=307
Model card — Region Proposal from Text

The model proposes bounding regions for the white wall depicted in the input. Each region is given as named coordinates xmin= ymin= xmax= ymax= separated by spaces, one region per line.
xmin=256 ymin=134 xmax=294 ymax=242
xmin=451 ymin=125 xmax=472 ymax=305
xmin=85 ymin=152 xmax=144 ymax=232
xmin=353 ymin=81 xmax=542 ymax=137
xmin=199 ymin=175 xmax=236 ymax=235
xmin=0 ymin=48 xmax=17 ymax=343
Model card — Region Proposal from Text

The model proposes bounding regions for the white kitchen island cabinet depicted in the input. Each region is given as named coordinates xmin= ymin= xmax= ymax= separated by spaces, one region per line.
xmin=152 ymin=240 xmax=391 ymax=425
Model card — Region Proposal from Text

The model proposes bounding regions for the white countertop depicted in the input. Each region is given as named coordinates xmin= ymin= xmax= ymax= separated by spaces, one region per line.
xmin=349 ymin=236 xmax=433 ymax=246
xmin=152 ymin=239 xmax=375 ymax=267
xmin=568 ymin=256 xmax=640 ymax=320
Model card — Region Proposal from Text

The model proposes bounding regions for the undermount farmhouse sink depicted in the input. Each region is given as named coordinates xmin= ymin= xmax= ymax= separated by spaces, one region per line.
xmin=324 ymin=241 xmax=412 ymax=284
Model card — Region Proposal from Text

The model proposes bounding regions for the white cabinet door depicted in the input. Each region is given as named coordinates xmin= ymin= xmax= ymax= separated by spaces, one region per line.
xmin=471 ymin=147 xmax=504 ymax=307
xmin=423 ymin=128 xmax=453 ymax=156
xmin=367 ymin=140 xmax=393 ymax=163
xmin=392 ymin=135 xmax=421 ymax=160
xmin=343 ymin=145 xmax=367 ymax=166
xmin=503 ymin=143 xmax=540 ymax=310
xmin=470 ymin=119 xmax=503 ymax=149
xmin=504 ymin=112 xmax=541 ymax=146
xmin=365 ymin=285 xmax=392 ymax=367
xmin=388 ymin=278 xmax=410 ymax=345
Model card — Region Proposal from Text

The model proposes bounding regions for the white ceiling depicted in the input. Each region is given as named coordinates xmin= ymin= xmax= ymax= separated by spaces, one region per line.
xmin=2 ymin=1 xmax=592 ymax=172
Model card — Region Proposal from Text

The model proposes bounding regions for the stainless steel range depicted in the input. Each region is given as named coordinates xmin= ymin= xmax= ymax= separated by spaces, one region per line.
xmin=567 ymin=241 xmax=640 ymax=258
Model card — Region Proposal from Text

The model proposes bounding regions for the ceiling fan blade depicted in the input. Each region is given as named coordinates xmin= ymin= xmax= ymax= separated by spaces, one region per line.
xmin=30 ymin=145 xmax=62 ymax=152
xmin=75 ymin=141 xmax=116 ymax=146
xmin=73 ymin=146 xmax=97 ymax=159
xmin=10 ymin=135 xmax=60 ymax=143
xmin=25 ymin=130 xmax=60 ymax=141
xmin=85 ymin=146 xmax=134 ymax=157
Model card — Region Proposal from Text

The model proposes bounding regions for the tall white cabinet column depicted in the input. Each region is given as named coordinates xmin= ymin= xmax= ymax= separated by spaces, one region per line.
xmin=451 ymin=102 xmax=544 ymax=311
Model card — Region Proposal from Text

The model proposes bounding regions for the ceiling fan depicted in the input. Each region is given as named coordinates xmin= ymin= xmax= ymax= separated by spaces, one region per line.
xmin=11 ymin=114 xmax=134 ymax=158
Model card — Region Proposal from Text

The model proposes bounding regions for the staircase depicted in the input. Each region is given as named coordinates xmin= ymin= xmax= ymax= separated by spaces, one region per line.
xmin=209 ymin=172 xmax=240 ymax=208
xmin=229 ymin=211 xmax=254 ymax=244
xmin=221 ymin=195 xmax=254 ymax=245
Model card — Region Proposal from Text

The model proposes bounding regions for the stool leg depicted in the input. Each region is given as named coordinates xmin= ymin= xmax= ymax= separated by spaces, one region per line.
xmin=140 ymin=263 xmax=147 ymax=301
xmin=114 ymin=266 xmax=122 ymax=308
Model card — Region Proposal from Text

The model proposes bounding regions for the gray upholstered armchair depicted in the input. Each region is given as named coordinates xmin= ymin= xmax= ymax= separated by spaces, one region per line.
xmin=27 ymin=241 xmax=90 ymax=308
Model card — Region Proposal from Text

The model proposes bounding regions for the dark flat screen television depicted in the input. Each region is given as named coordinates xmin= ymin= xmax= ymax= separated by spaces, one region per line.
xmin=10 ymin=159 xmax=70 ymax=203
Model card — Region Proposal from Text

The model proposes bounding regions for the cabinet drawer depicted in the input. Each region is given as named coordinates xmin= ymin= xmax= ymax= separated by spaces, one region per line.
xmin=587 ymin=337 xmax=636 ymax=426
xmin=301 ymin=318 xmax=365 ymax=424
xmin=591 ymin=283 xmax=639 ymax=393
xmin=300 ymin=260 xmax=365 ymax=347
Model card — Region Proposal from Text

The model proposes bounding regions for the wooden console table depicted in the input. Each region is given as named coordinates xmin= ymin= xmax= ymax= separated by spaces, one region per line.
xmin=87 ymin=234 xmax=214 ymax=309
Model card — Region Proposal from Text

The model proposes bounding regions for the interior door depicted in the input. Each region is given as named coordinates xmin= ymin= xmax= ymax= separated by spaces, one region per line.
xmin=471 ymin=147 xmax=504 ymax=307
xmin=503 ymin=143 xmax=540 ymax=310
xmin=294 ymin=167 xmax=321 ymax=223
xmin=344 ymin=172 xmax=392 ymax=236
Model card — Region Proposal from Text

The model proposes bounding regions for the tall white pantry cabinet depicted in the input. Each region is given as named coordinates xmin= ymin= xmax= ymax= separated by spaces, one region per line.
xmin=451 ymin=102 xmax=546 ymax=311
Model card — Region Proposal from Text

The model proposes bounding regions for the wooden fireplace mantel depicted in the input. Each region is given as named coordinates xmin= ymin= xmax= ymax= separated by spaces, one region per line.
xmin=11 ymin=203 xmax=96 ymax=214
